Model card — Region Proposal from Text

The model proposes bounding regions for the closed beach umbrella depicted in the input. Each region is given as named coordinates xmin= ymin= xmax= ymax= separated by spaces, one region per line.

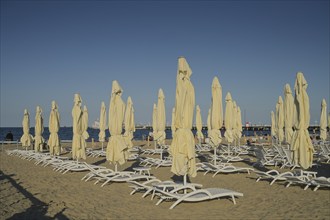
xmin=171 ymin=107 xmax=176 ymax=138
xmin=232 ymin=101 xmax=238 ymax=142
xmin=72 ymin=94 xmax=86 ymax=160
xmin=236 ymin=106 xmax=243 ymax=141
xmin=291 ymin=72 xmax=314 ymax=169
xmin=284 ymin=84 xmax=294 ymax=143
xmin=320 ymin=99 xmax=327 ymax=141
xmin=152 ymin=103 xmax=157 ymax=139
xmin=98 ymin=102 xmax=107 ymax=146
xmin=207 ymin=108 xmax=211 ymax=138
xmin=224 ymin=92 xmax=234 ymax=144
xmin=195 ymin=105 xmax=204 ymax=143
xmin=20 ymin=109 xmax=33 ymax=149
xmin=106 ymin=80 xmax=126 ymax=169
xmin=271 ymin=111 xmax=276 ymax=138
xmin=48 ymin=101 xmax=61 ymax=156
xmin=154 ymin=89 xmax=166 ymax=145
xmin=124 ymin=96 xmax=135 ymax=150
xmin=208 ymin=77 xmax=223 ymax=148
xmin=34 ymin=106 xmax=44 ymax=152
xmin=169 ymin=57 xmax=196 ymax=179
xmin=276 ymin=96 xmax=284 ymax=144
xmin=82 ymin=105 xmax=89 ymax=145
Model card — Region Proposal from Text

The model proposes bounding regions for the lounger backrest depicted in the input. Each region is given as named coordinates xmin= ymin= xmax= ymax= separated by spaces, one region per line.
xmin=283 ymin=149 xmax=294 ymax=165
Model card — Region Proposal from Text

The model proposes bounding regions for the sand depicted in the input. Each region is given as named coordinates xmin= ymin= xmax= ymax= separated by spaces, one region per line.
xmin=1 ymin=141 xmax=330 ymax=220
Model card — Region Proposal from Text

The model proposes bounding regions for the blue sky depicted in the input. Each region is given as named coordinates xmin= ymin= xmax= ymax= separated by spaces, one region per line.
xmin=1 ymin=0 xmax=329 ymax=127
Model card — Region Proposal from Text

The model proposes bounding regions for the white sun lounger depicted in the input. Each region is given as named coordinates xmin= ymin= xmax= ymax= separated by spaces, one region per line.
xmin=86 ymin=149 xmax=106 ymax=158
xmin=128 ymin=179 xmax=172 ymax=195
xmin=34 ymin=155 xmax=69 ymax=166
xmin=81 ymin=162 xmax=121 ymax=182
xmin=285 ymin=175 xmax=312 ymax=189
xmin=254 ymin=170 xmax=298 ymax=185
xmin=139 ymin=157 xmax=158 ymax=167
xmin=308 ymin=177 xmax=330 ymax=191
xmin=153 ymin=187 xmax=243 ymax=209
xmin=144 ymin=181 xmax=203 ymax=199
xmin=54 ymin=161 xmax=106 ymax=174
xmin=198 ymin=162 xmax=253 ymax=177
xmin=93 ymin=172 xmax=155 ymax=187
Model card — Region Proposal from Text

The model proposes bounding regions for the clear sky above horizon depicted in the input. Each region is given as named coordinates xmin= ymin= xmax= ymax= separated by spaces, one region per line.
xmin=1 ymin=0 xmax=329 ymax=128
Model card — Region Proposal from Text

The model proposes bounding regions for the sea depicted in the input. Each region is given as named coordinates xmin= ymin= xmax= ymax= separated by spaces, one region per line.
xmin=0 ymin=127 xmax=272 ymax=142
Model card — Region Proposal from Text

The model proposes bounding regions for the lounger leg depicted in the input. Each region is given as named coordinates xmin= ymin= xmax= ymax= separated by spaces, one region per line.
xmin=214 ymin=170 xmax=222 ymax=177
xmin=101 ymin=179 xmax=110 ymax=187
xmin=232 ymin=195 xmax=236 ymax=205
xmin=85 ymin=175 xmax=94 ymax=182
xmin=62 ymin=169 xmax=70 ymax=174
xmin=82 ymin=174 xmax=90 ymax=181
xmin=169 ymin=200 xmax=181 ymax=209
xmin=156 ymin=198 xmax=164 ymax=206
xmin=142 ymin=189 xmax=152 ymax=198
xmin=151 ymin=190 xmax=156 ymax=200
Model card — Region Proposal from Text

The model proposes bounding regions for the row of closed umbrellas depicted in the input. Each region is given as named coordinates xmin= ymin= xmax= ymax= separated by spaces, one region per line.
xmin=19 ymin=57 xmax=328 ymax=181
xmin=271 ymin=72 xmax=329 ymax=169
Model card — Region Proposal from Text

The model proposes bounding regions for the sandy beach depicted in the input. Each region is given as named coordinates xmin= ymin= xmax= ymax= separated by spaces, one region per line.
xmin=1 ymin=141 xmax=329 ymax=220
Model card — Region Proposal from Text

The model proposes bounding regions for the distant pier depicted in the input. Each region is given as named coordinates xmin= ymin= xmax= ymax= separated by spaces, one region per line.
xmin=136 ymin=125 xmax=324 ymax=132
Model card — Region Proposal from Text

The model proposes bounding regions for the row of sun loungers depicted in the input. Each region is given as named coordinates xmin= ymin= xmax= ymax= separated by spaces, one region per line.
xmin=6 ymin=139 xmax=329 ymax=209
xmin=252 ymin=140 xmax=330 ymax=169
xmin=314 ymin=141 xmax=330 ymax=163
xmin=251 ymin=142 xmax=330 ymax=191
xmin=127 ymin=178 xmax=243 ymax=209
xmin=197 ymin=162 xmax=254 ymax=177
xmin=138 ymin=157 xmax=172 ymax=168
xmin=6 ymin=148 xmax=245 ymax=209
xmin=254 ymin=169 xmax=330 ymax=191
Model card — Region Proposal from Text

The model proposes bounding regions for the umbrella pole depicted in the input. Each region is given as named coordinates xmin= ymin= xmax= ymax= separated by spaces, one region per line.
xmin=214 ymin=147 xmax=217 ymax=166
xmin=115 ymin=163 xmax=118 ymax=172
xmin=183 ymin=174 xmax=187 ymax=194
xmin=101 ymin=142 xmax=104 ymax=151
xmin=160 ymin=145 xmax=162 ymax=160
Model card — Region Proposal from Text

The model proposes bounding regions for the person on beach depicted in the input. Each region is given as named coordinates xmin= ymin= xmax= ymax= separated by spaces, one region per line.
xmin=5 ymin=131 xmax=13 ymax=141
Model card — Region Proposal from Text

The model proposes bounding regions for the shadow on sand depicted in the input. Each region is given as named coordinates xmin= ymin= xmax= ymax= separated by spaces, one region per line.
xmin=0 ymin=171 xmax=69 ymax=220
